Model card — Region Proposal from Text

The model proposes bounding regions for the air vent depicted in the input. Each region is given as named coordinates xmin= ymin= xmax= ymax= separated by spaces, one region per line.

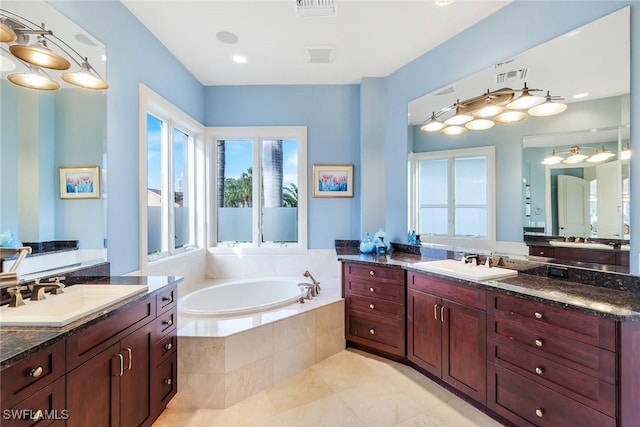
xmin=495 ymin=68 xmax=528 ymax=84
xmin=494 ymin=59 xmax=515 ymax=69
xmin=297 ymin=0 xmax=337 ymax=17
xmin=306 ymin=45 xmax=334 ymax=63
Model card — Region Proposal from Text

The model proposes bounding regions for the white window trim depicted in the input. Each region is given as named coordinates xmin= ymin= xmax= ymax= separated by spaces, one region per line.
xmin=409 ymin=145 xmax=496 ymax=247
xmin=138 ymin=84 xmax=205 ymax=273
xmin=206 ymin=126 xmax=308 ymax=254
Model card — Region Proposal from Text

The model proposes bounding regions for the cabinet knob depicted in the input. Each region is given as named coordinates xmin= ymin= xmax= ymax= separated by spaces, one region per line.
xmin=29 ymin=366 xmax=43 ymax=378
xmin=162 ymin=296 xmax=173 ymax=303
xmin=369 ymin=328 xmax=375 ymax=335
xmin=163 ymin=318 xmax=173 ymax=326
xmin=369 ymin=287 xmax=375 ymax=293
xmin=535 ymin=339 xmax=544 ymax=347
xmin=539 ymin=251 xmax=544 ymax=255
xmin=535 ymin=408 xmax=544 ymax=418
xmin=369 ymin=270 xmax=375 ymax=276
xmin=534 ymin=312 xmax=543 ymax=319
xmin=164 ymin=379 xmax=172 ymax=385
xmin=535 ymin=367 xmax=544 ymax=375
xmin=369 ymin=303 xmax=375 ymax=310
xmin=165 ymin=342 xmax=173 ymax=350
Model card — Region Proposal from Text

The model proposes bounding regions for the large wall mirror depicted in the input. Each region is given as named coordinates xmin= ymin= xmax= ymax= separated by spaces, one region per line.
xmin=407 ymin=7 xmax=630 ymax=266
xmin=0 ymin=0 xmax=107 ymax=274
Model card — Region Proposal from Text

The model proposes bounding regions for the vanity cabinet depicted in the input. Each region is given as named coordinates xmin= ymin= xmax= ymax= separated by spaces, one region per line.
xmin=343 ymin=262 xmax=406 ymax=356
xmin=407 ymin=271 xmax=487 ymax=404
xmin=150 ymin=287 xmax=178 ymax=420
xmin=486 ymin=290 xmax=618 ymax=427
xmin=528 ymin=245 xmax=627 ymax=266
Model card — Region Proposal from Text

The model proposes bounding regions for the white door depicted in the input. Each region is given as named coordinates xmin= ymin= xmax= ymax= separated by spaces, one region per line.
xmin=596 ymin=160 xmax=623 ymax=238
xmin=557 ymin=175 xmax=590 ymax=237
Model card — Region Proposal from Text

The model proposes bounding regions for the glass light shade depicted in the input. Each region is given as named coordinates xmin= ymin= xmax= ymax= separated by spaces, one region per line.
xmin=494 ymin=110 xmax=528 ymax=123
xmin=474 ymin=104 xmax=505 ymax=118
xmin=541 ymin=153 xmax=563 ymax=165
xmin=586 ymin=148 xmax=615 ymax=163
xmin=441 ymin=125 xmax=467 ymax=136
xmin=9 ymin=38 xmax=71 ymax=70
xmin=506 ymin=89 xmax=545 ymax=110
xmin=61 ymin=61 xmax=109 ymax=90
xmin=528 ymin=99 xmax=567 ymax=117
xmin=444 ymin=106 xmax=473 ymax=125
xmin=465 ymin=119 xmax=494 ymax=131
xmin=621 ymin=145 xmax=631 ymax=160
xmin=7 ymin=65 xmax=60 ymax=90
xmin=0 ymin=21 xmax=17 ymax=43
xmin=421 ymin=120 xmax=445 ymax=132
xmin=563 ymin=153 xmax=588 ymax=164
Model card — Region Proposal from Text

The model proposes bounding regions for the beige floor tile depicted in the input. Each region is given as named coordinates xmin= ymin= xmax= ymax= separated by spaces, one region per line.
xmin=311 ymin=350 xmax=381 ymax=392
xmin=266 ymin=368 xmax=334 ymax=413
xmin=383 ymin=369 xmax=456 ymax=409
xmin=151 ymin=409 xmax=201 ymax=427
xmin=393 ymin=412 xmax=448 ymax=427
xmin=193 ymin=392 xmax=282 ymax=426
xmin=279 ymin=394 xmax=366 ymax=427
xmin=428 ymin=398 xmax=505 ymax=427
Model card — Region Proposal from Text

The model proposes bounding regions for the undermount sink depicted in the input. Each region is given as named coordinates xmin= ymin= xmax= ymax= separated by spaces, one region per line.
xmin=412 ymin=259 xmax=518 ymax=281
xmin=0 ymin=284 xmax=148 ymax=327
xmin=548 ymin=241 xmax=614 ymax=250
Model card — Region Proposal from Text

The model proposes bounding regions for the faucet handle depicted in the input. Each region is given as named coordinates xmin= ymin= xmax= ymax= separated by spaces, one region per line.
xmin=6 ymin=285 xmax=27 ymax=307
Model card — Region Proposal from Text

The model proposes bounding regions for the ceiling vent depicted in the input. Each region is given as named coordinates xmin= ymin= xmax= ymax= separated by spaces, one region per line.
xmin=495 ymin=68 xmax=528 ymax=84
xmin=296 ymin=0 xmax=337 ymax=17
xmin=306 ymin=45 xmax=334 ymax=63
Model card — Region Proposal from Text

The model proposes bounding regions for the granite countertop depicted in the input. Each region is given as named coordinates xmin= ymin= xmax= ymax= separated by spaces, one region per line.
xmin=338 ymin=250 xmax=640 ymax=322
xmin=0 ymin=275 xmax=182 ymax=369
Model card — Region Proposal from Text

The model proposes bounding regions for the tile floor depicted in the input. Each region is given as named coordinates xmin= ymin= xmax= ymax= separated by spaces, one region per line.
xmin=153 ymin=348 xmax=505 ymax=427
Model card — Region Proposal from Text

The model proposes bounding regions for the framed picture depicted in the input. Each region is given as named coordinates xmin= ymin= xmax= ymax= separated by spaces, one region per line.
xmin=312 ymin=164 xmax=354 ymax=197
xmin=59 ymin=166 xmax=101 ymax=199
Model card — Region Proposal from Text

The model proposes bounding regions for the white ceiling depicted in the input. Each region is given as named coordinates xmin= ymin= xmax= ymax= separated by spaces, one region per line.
xmin=121 ymin=0 xmax=511 ymax=86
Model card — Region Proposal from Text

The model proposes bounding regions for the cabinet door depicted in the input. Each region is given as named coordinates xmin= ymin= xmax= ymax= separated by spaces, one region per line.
xmin=66 ymin=342 xmax=121 ymax=427
xmin=442 ymin=299 xmax=487 ymax=404
xmin=407 ymin=288 xmax=442 ymax=377
xmin=120 ymin=324 xmax=152 ymax=427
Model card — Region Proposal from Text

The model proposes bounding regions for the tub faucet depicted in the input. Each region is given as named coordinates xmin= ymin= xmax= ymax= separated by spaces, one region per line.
xmin=298 ymin=283 xmax=313 ymax=300
xmin=303 ymin=270 xmax=320 ymax=295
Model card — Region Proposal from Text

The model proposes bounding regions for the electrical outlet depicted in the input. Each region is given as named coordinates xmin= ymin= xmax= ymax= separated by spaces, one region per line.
xmin=547 ymin=265 xmax=568 ymax=279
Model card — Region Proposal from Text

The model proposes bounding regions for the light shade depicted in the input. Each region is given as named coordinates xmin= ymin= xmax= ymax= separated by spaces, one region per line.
xmin=441 ymin=125 xmax=467 ymax=136
xmin=7 ymin=64 xmax=60 ymax=90
xmin=474 ymin=104 xmax=505 ymax=118
xmin=444 ymin=105 xmax=473 ymax=126
xmin=586 ymin=147 xmax=615 ymax=163
xmin=9 ymin=37 xmax=71 ymax=70
xmin=420 ymin=113 xmax=445 ymax=132
xmin=61 ymin=59 xmax=109 ymax=90
xmin=465 ymin=119 xmax=494 ymax=131
xmin=528 ymin=91 xmax=567 ymax=116
xmin=506 ymin=84 xmax=545 ymax=110
xmin=494 ymin=110 xmax=528 ymax=123
xmin=0 ymin=21 xmax=17 ymax=43
xmin=541 ymin=151 xmax=563 ymax=165
xmin=621 ymin=144 xmax=631 ymax=160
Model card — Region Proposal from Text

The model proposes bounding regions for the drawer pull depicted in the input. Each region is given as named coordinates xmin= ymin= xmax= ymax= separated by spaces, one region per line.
xmin=434 ymin=304 xmax=440 ymax=320
xmin=369 ymin=303 xmax=375 ymax=310
xmin=124 ymin=347 xmax=132 ymax=371
xmin=163 ymin=318 xmax=173 ymax=326
xmin=162 ymin=296 xmax=173 ymax=303
xmin=369 ymin=270 xmax=375 ymax=276
xmin=539 ymin=251 xmax=544 ymax=255
xmin=165 ymin=342 xmax=173 ymax=350
xmin=164 ymin=378 xmax=172 ymax=385
xmin=29 ymin=366 xmax=43 ymax=378
xmin=535 ymin=339 xmax=544 ymax=347
xmin=535 ymin=408 xmax=544 ymax=418
xmin=116 ymin=353 xmax=124 ymax=377
xmin=369 ymin=287 xmax=375 ymax=293
xmin=369 ymin=328 xmax=375 ymax=335
xmin=534 ymin=312 xmax=543 ymax=319
xmin=440 ymin=306 xmax=447 ymax=323
xmin=535 ymin=367 xmax=544 ymax=375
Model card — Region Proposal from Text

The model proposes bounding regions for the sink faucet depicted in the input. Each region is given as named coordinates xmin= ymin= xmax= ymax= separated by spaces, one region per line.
xmin=0 ymin=246 xmax=32 ymax=307
xmin=461 ymin=254 xmax=479 ymax=266
xmin=29 ymin=276 xmax=65 ymax=301
xmin=303 ymin=270 xmax=320 ymax=295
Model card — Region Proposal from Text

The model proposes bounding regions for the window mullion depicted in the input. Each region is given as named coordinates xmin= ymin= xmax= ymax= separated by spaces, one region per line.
xmin=167 ymin=120 xmax=176 ymax=253
xmin=253 ymin=137 xmax=261 ymax=247
xmin=448 ymin=157 xmax=455 ymax=236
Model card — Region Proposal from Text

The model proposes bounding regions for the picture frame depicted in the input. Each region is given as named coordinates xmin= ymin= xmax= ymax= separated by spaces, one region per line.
xmin=312 ymin=164 xmax=354 ymax=197
xmin=59 ymin=166 xmax=101 ymax=199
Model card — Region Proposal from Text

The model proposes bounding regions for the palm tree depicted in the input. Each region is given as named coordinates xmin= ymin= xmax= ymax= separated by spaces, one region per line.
xmin=283 ymin=183 xmax=298 ymax=207
xmin=224 ymin=167 xmax=252 ymax=207
xmin=262 ymin=139 xmax=283 ymax=208
xmin=216 ymin=140 xmax=225 ymax=208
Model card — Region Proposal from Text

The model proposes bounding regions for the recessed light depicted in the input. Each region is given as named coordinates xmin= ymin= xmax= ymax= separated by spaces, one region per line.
xmin=232 ymin=55 xmax=247 ymax=64
xmin=573 ymin=92 xmax=589 ymax=99
xmin=434 ymin=0 xmax=455 ymax=6
xmin=564 ymin=30 xmax=581 ymax=37
xmin=216 ymin=31 xmax=238 ymax=45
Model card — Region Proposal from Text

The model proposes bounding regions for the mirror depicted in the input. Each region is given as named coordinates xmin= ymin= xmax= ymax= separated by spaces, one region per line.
xmin=407 ymin=7 xmax=630 ymax=265
xmin=0 ymin=0 xmax=107 ymax=274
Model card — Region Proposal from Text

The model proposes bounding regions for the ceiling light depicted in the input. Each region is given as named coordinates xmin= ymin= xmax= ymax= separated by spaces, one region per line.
xmin=465 ymin=119 xmax=494 ymax=131
xmin=621 ymin=143 xmax=631 ymax=160
xmin=474 ymin=104 xmax=504 ymax=118
xmin=586 ymin=146 xmax=615 ymax=163
xmin=441 ymin=125 xmax=467 ymax=136
xmin=232 ymin=55 xmax=247 ymax=64
xmin=541 ymin=150 xmax=563 ymax=165
xmin=506 ymin=83 xmax=545 ymax=110
xmin=434 ymin=0 xmax=455 ymax=6
xmin=563 ymin=146 xmax=588 ymax=164
xmin=528 ymin=91 xmax=567 ymax=116
xmin=420 ymin=112 xmax=445 ymax=132
xmin=444 ymin=103 xmax=473 ymax=125
xmin=494 ymin=110 xmax=528 ymax=123
xmin=0 ymin=9 xmax=108 ymax=91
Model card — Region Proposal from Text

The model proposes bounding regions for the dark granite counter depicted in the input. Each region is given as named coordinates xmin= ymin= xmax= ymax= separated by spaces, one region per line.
xmin=337 ymin=246 xmax=640 ymax=322
xmin=0 ymin=275 xmax=182 ymax=369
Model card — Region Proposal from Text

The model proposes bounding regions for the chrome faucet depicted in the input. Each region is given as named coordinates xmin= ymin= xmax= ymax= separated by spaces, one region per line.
xmin=298 ymin=283 xmax=313 ymax=300
xmin=29 ymin=276 xmax=65 ymax=301
xmin=303 ymin=270 xmax=320 ymax=295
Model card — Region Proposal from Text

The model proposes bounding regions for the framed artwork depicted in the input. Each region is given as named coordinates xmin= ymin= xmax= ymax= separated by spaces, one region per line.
xmin=59 ymin=166 xmax=100 ymax=199
xmin=312 ymin=164 xmax=354 ymax=197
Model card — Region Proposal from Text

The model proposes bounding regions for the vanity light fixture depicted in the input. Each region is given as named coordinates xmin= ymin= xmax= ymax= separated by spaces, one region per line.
xmin=541 ymin=150 xmax=563 ymax=165
xmin=0 ymin=9 xmax=108 ymax=90
xmin=541 ymin=145 xmax=618 ymax=165
xmin=586 ymin=146 xmax=615 ymax=163
xmin=621 ymin=143 xmax=631 ymax=160
xmin=563 ymin=146 xmax=588 ymax=164
xmin=420 ymin=83 xmax=565 ymax=135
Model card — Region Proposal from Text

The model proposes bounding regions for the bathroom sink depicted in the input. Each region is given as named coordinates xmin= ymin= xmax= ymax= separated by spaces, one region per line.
xmin=621 ymin=244 xmax=630 ymax=251
xmin=548 ymin=241 xmax=614 ymax=250
xmin=412 ymin=259 xmax=518 ymax=281
xmin=0 ymin=284 xmax=148 ymax=327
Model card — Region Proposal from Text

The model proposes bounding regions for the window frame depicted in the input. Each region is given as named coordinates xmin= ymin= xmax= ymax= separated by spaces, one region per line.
xmin=409 ymin=145 xmax=496 ymax=245
xmin=206 ymin=126 xmax=308 ymax=253
xmin=138 ymin=84 xmax=205 ymax=271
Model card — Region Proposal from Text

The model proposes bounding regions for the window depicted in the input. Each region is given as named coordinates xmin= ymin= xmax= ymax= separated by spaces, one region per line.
xmin=208 ymin=127 xmax=307 ymax=251
xmin=139 ymin=84 xmax=203 ymax=265
xmin=409 ymin=146 xmax=495 ymax=242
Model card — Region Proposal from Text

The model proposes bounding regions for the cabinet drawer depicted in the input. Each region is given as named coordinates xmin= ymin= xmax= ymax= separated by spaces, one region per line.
xmin=345 ymin=294 xmax=404 ymax=318
xmin=157 ymin=286 xmax=177 ymax=314
xmin=488 ymin=315 xmax=615 ymax=383
xmin=554 ymin=247 xmax=617 ymax=265
xmin=407 ymin=272 xmax=486 ymax=310
xmin=343 ymin=263 xmax=404 ymax=284
xmin=528 ymin=245 xmax=554 ymax=257
xmin=1 ymin=340 xmax=65 ymax=410
xmin=346 ymin=310 xmax=404 ymax=356
xmin=152 ymin=353 xmax=177 ymax=417
xmin=154 ymin=307 xmax=177 ymax=337
xmin=487 ymin=363 xmax=614 ymax=427
xmin=152 ymin=330 xmax=177 ymax=367
xmin=487 ymin=291 xmax=615 ymax=350
xmin=2 ymin=376 xmax=66 ymax=427
xmin=344 ymin=278 xmax=404 ymax=303
xmin=488 ymin=336 xmax=615 ymax=417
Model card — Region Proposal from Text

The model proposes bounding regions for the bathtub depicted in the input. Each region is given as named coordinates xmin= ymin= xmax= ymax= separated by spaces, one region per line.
xmin=178 ymin=277 xmax=305 ymax=316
